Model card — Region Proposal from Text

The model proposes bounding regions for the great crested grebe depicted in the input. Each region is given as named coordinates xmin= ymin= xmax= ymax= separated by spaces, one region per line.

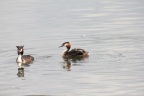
xmin=16 ymin=46 xmax=34 ymax=64
xmin=59 ymin=42 xmax=89 ymax=58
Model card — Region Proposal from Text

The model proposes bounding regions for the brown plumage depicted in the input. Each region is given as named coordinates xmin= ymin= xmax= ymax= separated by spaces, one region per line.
xmin=59 ymin=42 xmax=89 ymax=58
xmin=16 ymin=46 xmax=34 ymax=64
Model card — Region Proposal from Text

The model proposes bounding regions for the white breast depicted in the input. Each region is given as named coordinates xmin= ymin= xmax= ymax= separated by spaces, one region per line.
xmin=17 ymin=62 xmax=23 ymax=68
xmin=17 ymin=55 xmax=22 ymax=63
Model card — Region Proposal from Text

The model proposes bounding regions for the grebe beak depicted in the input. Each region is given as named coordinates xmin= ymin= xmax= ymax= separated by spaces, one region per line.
xmin=59 ymin=43 xmax=65 ymax=48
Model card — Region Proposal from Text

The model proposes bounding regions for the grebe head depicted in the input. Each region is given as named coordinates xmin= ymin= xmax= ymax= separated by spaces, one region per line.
xmin=16 ymin=45 xmax=24 ymax=55
xmin=59 ymin=42 xmax=71 ymax=50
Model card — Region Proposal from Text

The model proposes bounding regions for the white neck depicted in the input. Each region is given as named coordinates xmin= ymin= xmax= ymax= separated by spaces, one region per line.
xmin=62 ymin=49 xmax=68 ymax=56
xmin=17 ymin=55 xmax=22 ymax=63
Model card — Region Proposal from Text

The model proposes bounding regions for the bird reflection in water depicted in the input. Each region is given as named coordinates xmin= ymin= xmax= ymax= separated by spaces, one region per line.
xmin=62 ymin=56 xmax=89 ymax=71
xmin=17 ymin=63 xmax=24 ymax=77
xmin=63 ymin=59 xmax=71 ymax=71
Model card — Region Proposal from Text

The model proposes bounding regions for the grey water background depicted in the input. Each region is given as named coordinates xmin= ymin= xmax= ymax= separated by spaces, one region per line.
xmin=0 ymin=0 xmax=144 ymax=96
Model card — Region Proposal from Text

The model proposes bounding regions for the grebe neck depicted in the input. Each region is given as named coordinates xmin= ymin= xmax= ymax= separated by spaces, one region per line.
xmin=17 ymin=54 xmax=22 ymax=63
xmin=62 ymin=48 xmax=70 ymax=55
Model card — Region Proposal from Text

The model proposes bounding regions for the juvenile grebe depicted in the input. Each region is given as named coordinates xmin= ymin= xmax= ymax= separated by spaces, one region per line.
xmin=59 ymin=42 xmax=89 ymax=58
xmin=16 ymin=46 xmax=34 ymax=64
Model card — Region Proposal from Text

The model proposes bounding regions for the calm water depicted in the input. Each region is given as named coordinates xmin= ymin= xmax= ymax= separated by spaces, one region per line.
xmin=0 ymin=0 xmax=144 ymax=96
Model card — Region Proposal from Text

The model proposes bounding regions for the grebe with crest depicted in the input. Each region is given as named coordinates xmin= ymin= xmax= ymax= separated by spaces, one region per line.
xmin=59 ymin=42 xmax=89 ymax=58
xmin=16 ymin=45 xmax=34 ymax=64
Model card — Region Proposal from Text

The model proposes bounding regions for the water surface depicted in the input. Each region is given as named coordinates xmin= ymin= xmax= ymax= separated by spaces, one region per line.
xmin=0 ymin=0 xmax=144 ymax=96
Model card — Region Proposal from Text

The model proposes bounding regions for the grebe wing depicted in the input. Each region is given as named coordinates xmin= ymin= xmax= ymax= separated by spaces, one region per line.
xmin=69 ymin=48 xmax=84 ymax=56
xmin=22 ymin=55 xmax=34 ymax=61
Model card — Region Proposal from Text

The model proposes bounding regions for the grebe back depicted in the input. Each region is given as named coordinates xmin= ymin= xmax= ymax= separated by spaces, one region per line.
xmin=16 ymin=45 xmax=34 ymax=64
xmin=59 ymin=42 xmax=89 ymax=58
